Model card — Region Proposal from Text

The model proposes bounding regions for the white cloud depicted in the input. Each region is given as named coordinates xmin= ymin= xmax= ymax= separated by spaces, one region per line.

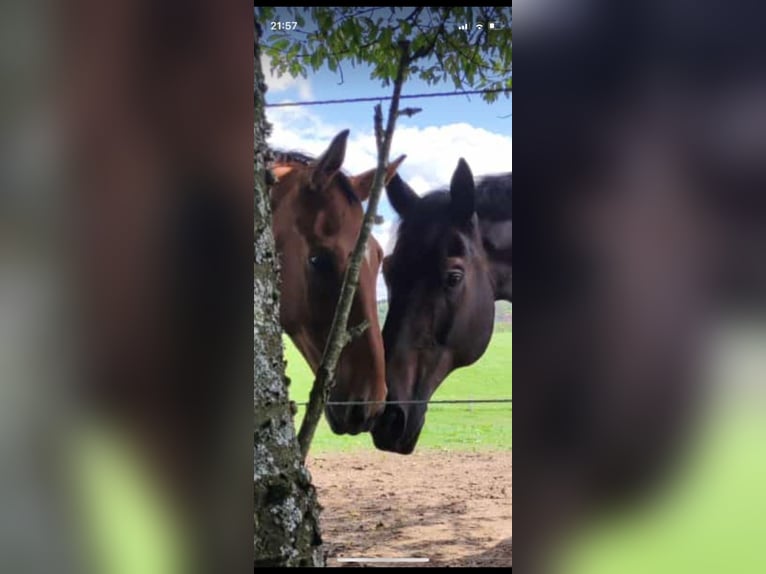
xmin=391 ymin=123 xmax=512 ymax=192
xmin=261 ymin=54 xmax=313 ymax=100
xmin=370 ymin=220 xmax=397 ymax=303
xmin=266 ymin=105 xmax=341 ymax=152
xmin=372 ymin=219 xmax=399 ymax=256
xmin=266 ymin=108 xmax=511 ymax=193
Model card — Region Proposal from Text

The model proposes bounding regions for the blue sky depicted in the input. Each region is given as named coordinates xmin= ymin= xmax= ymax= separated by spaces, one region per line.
xmin=265 ymin=62 xmax=512 ymax=136
xmin=260 ymin=9 xmax=511 ymax=299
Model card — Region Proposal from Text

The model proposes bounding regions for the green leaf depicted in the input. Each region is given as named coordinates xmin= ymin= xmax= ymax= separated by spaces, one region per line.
xmin=273 ymin=38 xmax=290 ymax=52
xmin=317 ymin=10 xmax=333 ymax=32
xmin=310 ymin=50 xmax=321 ymax=70
xmin=465 ymin=65 xmax=476 ymax=87
xmin=289 ymin=60 xmax=305 ymax=78
xmin=257 ymin=7 xmax=275 ymax=21
xmin=381 ymin=27 xmax=393 ymax=49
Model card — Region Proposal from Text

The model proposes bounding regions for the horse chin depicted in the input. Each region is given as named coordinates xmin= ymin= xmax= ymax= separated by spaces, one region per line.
xmin=324 ymin=404 xmax=377 ymax=436
xmin=371 ymin=411 xmax=425 ymax=454
xmin=394 ymin=424 xmax=423 ymax=454
xmin=324 ymin=405 xmax=346 ymax=435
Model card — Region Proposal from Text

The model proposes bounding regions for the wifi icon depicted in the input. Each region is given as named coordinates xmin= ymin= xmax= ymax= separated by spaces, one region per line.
xmin=476 ymin=23 xmax=484 ymax=30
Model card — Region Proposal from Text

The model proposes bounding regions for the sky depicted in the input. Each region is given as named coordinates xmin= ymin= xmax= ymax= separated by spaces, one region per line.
xmin=261 ymin=10 xmax=512 ymax=300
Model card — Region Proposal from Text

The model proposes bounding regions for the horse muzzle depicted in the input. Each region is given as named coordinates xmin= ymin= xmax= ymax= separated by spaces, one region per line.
xmin=371 ymin=403 xmax=424 ymax=454
xmin=325 ymin=399 xmax=382 ymax=436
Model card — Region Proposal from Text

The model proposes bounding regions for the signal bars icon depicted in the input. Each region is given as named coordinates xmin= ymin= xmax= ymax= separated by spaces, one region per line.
xmin=459 ymin=22 xmax=502 ymax=31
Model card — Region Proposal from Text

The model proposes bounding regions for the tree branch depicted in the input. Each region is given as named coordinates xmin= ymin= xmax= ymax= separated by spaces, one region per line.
xmin=410 ymin=22 xmax=444 ymax=62
xmin=346 ymin=320 xmax=370 ymax=344
xmin=404 ymin=7 xmax=424 ymax=23
xmin=336 ymin=58 xmax=345 ymax=85
xmin=397 ymin=107 xmax=422 ymax=118
xmin=297 ymin=41 xmax=411 ymax=460
xmin=443 ymin=32 xmax=510 ymax=74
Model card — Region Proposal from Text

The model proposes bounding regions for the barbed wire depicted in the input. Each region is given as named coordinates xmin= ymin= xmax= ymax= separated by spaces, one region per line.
xmin=295 ymin=398 xmax=512 ymax=407
xmin=265 ymin=87 xmax=511 ymax=108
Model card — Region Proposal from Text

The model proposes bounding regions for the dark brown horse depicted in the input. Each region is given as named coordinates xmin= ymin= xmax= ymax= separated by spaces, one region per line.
xmin=269 ymin=130 xmax=405 ymax=435
xmin=372 ymin=159 xmax=512 ymax=453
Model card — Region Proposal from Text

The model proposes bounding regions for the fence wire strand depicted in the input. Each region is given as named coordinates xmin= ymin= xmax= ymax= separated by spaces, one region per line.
xmin=295 ymin=399 xmax=512 ymax=407
xmin=266 ymin=87 xmax=511 ymax=108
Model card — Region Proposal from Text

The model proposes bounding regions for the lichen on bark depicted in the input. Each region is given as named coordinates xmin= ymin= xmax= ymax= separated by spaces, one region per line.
xmin=253 ymin=21 xmax=324 ymax=568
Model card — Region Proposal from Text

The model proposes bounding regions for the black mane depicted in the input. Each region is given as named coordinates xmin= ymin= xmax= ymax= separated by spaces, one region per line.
xmin=270 ymin=149 xmax=359 ymax=205
xmin=476 ymin=173 xmax=512 ymax=221
xmin=398 ymin=171 xmax=512 ymax=225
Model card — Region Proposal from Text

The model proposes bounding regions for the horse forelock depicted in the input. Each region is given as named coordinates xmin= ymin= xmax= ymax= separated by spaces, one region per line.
xmin=393 ymin=197 xmax=453 ymax=272
xmin=271 ymin=150 xmax=314 ymax=166
xmin=270 ymin=149 xmax=359 ymax=206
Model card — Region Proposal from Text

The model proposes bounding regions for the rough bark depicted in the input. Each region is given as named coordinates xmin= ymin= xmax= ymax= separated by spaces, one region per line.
xmin=253 ymin=22 xmax=324 ymax=568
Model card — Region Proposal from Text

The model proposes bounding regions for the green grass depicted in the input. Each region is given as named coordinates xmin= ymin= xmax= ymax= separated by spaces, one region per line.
xmin=284 ymin=330 xmax=512 ymax=453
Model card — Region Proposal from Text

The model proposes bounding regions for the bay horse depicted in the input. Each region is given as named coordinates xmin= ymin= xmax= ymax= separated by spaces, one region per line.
xmin=269 ymin=129 xmax=405 ymax=435
xmin=371 ymin=159 xmax=512 ymax=453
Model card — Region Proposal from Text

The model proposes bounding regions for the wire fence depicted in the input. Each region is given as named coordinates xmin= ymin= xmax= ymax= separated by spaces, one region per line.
xmin=295 ymin=398 xmax=512 ymax=407
xmin=265 ymin=87 xmax=511 ymax=108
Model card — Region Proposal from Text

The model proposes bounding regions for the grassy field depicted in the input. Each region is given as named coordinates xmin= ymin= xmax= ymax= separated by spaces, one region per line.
xmin=285 ymin=331 xmax=512 ymax=453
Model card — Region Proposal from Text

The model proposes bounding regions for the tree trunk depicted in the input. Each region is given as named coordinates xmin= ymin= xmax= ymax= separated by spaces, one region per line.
xmin=253 ymin=23 xmax=324 ymax=568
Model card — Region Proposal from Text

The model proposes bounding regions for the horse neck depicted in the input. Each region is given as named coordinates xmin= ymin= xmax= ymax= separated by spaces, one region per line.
xmin=478 ymin=216 xmax=512 ymax=302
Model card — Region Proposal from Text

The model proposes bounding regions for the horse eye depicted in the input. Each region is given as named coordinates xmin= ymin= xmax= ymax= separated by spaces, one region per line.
xmin=308 ymin=252 xmax=334 ymax=274
xmin=445 ymin=269 xmax=464 ymax=288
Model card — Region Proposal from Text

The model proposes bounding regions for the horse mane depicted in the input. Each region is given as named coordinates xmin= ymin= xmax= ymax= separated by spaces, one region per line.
xmin=399 ymin=171 xmax=512 ymax=225
xmin=475 ymin=172 xmax=512 ymax=221
xmin=271 ymin=150 xmax=315 ymax=166
xmin=270 ymin=148 xmax=359 ymax=205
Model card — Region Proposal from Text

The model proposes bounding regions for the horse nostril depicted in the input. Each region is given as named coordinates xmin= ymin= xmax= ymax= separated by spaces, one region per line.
xmin=347 ymin=404 xmax=366 ymax=428
xmin=324 ymin=404 xmax=342 ymax=434
xmin=382 ymin=405 xmax=406 ymax=439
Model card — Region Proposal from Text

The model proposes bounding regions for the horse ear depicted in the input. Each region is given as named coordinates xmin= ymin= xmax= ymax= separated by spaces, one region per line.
xmin=449 ymin=158 xmax=476 ymax=224
xmin=386 ymin=172 xmax=419 ymax=218
xmin=312 ymin=129 xmax=350 ymax=189
xmin=349 ymin=154 xmax=407 ymax=201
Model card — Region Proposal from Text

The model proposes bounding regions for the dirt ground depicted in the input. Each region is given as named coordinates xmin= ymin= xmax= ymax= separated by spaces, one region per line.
xmin=306 ymin=450 xmax=512 ymax=568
